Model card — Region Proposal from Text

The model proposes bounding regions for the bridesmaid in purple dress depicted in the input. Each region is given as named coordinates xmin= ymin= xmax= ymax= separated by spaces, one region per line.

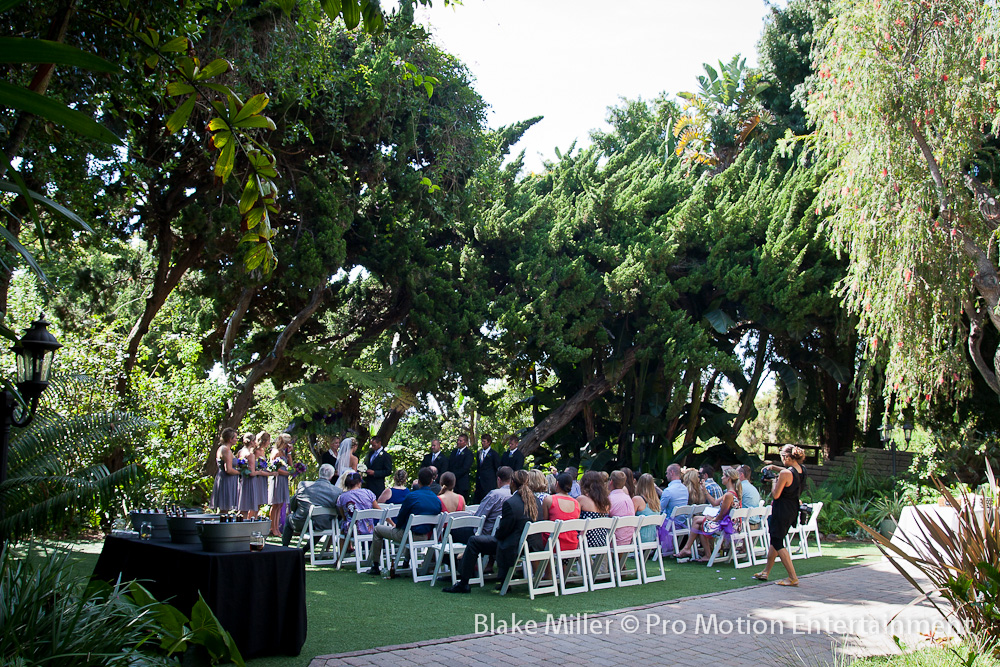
xmin=268 ymin=434 xmax=291 ymax=536
xmin=210 ymin=428 xmax=240 ymax=511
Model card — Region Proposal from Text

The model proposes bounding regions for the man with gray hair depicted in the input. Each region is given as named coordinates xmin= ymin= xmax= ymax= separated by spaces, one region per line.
xmin=281 ymin=463 xmax=341 ymax=547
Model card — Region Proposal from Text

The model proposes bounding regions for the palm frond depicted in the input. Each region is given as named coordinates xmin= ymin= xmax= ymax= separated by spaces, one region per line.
xmin=1 ymin=404 xmax=150 ymax=543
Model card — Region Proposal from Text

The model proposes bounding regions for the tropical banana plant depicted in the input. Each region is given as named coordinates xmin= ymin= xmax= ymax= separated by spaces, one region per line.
xmin=674 ymin=55 xmax=774 ymax=172
xmin=0 ymin=404 xmax=149 ymax=543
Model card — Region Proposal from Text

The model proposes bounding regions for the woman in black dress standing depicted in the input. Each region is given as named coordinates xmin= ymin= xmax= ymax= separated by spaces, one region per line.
xmin=753 ymin=444 xmax=806 ymax=586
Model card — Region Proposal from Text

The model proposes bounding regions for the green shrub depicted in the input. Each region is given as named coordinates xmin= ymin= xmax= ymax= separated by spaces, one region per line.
xmin=862 ymin=462 xmax=1000 ymax=646
xmin=0 ymin=546 xmax=244 ymax=666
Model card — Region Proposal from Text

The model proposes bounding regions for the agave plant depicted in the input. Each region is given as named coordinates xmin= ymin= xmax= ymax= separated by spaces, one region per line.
xmin=859 ymin=461 xmax=1000 ymax=644
xmin=0 ymin=399 xmax=148 ymax=542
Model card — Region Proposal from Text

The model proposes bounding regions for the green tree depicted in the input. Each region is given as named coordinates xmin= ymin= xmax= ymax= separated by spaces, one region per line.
xmin=808 ymin=0 xmax=1000 ymax=404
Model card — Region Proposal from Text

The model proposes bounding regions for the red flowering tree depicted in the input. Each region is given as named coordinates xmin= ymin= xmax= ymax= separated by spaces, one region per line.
xmin=808 ymin=0 xmax=1000 ymax=404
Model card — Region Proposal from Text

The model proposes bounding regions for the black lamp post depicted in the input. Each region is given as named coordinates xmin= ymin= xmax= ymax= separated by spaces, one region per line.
xmin=0 ymin=315 xmax=61 ymax=488
xmin=902 ymin=421 xmax=914 ymax=449
xmin=880 ymin=420 xmax=896 ymax=475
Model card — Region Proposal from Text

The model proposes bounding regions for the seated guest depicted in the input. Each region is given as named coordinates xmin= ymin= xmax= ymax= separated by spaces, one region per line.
xmin=565 ymin=467 xmax=581 ymax=498
xmin=738 ymin=464 xmax=763 ymax=525
xmin=700 ymin=464 xmax=724 ymax=501
xmin=364 ymin=467 xmax=442 ymax=576
xmin=578 ymin=470 xmax=611 ymax=548
xmin=281 ymin=464 xmax=341 ymax=547
xmin=527 ymin=469 xmax=550 ymax=508
xmin=621 ymin=467 xmax=637 ymax=498
xmin=450 ymin=466 xmax=513 ymax=544
xmin=338 ymin=472 xmax=380 ymax=535
xmin=443 ymin=469 xmax=543 ymax=594
xmin=683 ymin=468 xmax=708 ymax=505
xmin=633 ymin=473 xmax=661 ymax=544
xmin=608 ymin=470 xmax=636 ymax=546
xmin=378 ymin=469 xmax=410 ymax=504
xmin=426 ymin=466 xmax=442 ymax=495
xmin=438 ymin=472 xmax=466 ymax=512
xmin=659 ymin=464 xmax=688 ymax=518
xmin=543 ymin=473 xmax=580 ymax=551
xmin=680 ymin=467 xmax=742 ymax=561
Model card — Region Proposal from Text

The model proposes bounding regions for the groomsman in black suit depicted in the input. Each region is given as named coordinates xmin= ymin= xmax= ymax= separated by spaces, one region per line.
xmin=421 ymin=439 xmax=449 ymax=476
xmin=450 ymin=434 xmax=473 ymax=500
xmin=363 ymin=436 xmax=393 ymax=497
xmin=473 ymin=434 xmax=501 ymax=504
xmin=499 ymin=435 xmax=525 ymax=471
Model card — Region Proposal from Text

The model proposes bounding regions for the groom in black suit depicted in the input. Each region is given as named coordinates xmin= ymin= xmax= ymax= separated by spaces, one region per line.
xmin=363 ymin=436 xmax=393 ymax=497
xmin=421 ymin=439 xmax=448 ymax=476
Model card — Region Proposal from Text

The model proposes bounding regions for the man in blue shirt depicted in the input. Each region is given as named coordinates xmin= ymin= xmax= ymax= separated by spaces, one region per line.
xmin=701 ymin=464 xmax=724 ymax=501
xmin=659 ymin=464 xmax=688 ymax=518
xmin=365 ymin=467 xmax=442 ymax=576
xmin=737 ymin=464 xmax=763 ymax=526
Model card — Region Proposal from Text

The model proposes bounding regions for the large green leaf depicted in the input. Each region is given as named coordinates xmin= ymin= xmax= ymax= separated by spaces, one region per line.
xmin=704 ymin=308 xmax=736 ymax=334
xmin=0 ymin=38 xmax=119 ymax=72
xmin=0 ymin=81 xmax=121 ymax=145
xmin=771 ymin=360 xmax=807 ymax=411
xmin=0 ymin=180 xmax=93 ymax=231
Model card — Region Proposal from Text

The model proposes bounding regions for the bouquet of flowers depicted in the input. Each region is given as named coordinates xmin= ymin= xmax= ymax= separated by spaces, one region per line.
xmin=357 ymin=463 xmax=368 ymax=475
xmin=290 ymin=461 xmax=307 ymax=479
xmin=268 ymin=458 xmax=287 ymax=473
xmin=236 ymin=458 xmax=251 ymax=477
xmin=256 ymin=457 xmax=268 ymax=472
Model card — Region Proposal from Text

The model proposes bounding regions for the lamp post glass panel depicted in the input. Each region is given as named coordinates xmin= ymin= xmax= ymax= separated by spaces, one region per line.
xmin=1 ymin=316 xmax=61 ymax=487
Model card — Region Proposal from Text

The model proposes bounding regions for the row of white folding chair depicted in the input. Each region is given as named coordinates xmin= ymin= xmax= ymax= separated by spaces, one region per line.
xmin=784 ymin=501 xmax=823 ymax=559
xmin=500 ymin=513 xmax=667 ymax=599
xmin=703 ymin=507 xmax=754 ymax=568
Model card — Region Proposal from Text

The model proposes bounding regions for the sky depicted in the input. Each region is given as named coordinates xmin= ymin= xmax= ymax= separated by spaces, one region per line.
xmin=414 ymin=0 xmax=781 ymax=173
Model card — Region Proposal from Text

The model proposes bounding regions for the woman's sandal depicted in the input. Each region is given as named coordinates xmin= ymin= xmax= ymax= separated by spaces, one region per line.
xmin=777 ymin=578 xmax=799 ymax=587
xmin=752 ymin=572 xmax=769 ymax=581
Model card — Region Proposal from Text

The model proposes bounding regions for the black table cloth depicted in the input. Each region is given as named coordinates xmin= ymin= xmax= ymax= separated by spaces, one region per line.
xmin=92 ymin=536 xmax=306 ymax=659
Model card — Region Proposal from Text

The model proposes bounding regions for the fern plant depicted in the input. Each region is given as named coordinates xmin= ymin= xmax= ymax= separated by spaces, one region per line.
xmin=1 ymin=402 xmax=148 ymax=543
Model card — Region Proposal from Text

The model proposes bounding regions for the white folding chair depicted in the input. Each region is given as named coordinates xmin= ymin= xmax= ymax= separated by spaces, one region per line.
xmin=391 ymin=513 xmax=442 ymax=582
xmin=581 ymin=516 xmax=617 ymax=591
xmin=337 ymin=508 xmax=385 ymax=572
xmin=705 ymin=508 xmax=753 ymax=568
xmin=499 ymin=520 xmax=560 ymax=599
xmin=430 ymin=514 xmax=485 ymax=587
xmin=553 ymin=518 xmax=589 ymax=595
xmin=802 ymin=501 xmax=823 ymax=557
xmin=666 ymin=505 xmax=692 ymax=557
xmin=298 ymin=506 xmax=339 ymax=566
xmin=636 ymin=513 xmax=666 ymax=583
xmin=465 ymin=504 xmax=480 ymax=514
xmin=379 ymin=505 xmax=401 ymax=567
xmin=610 ymin=516 xmax=643 ymax=587
xmin=784 ymin=511 xmax=808 ymax=560
xmin=745 ymin=506 xmax=769 ymax=565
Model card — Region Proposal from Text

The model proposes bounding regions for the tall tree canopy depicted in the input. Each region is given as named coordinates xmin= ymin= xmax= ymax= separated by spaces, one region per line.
xmin=808 ymin=0 xmax=1000 ymax=404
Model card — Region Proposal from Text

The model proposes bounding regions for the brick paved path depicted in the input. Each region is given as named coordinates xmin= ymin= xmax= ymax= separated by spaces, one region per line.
xmin=311 ymin=561 xmax=952 ymax=667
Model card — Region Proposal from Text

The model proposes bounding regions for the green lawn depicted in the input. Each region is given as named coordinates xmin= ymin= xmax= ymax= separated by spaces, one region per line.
xmin=57 ymin=539 xmax=879 ymax=666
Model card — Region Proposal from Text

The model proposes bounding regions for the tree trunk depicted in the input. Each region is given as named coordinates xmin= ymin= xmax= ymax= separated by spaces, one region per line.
xmin=202 ymin=282 xmax=327 ymax=475
xmin=518 ymin=348 xmax=638 ymax=456
xmin=732 ymin=332 xmax=769 ymax=433
xmin=375 ymin=406 xmax=405 ymax=445
xmin=116 ymin=236 xmax=205 ymax=396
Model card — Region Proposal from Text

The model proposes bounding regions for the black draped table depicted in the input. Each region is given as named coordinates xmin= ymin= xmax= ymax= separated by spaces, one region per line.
xmin=92 ymin=535 xmax=306 ymax=659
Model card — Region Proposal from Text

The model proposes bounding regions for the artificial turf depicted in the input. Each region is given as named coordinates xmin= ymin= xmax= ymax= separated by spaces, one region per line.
xmin=54 ymin=538 xmax=880 ymax=666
